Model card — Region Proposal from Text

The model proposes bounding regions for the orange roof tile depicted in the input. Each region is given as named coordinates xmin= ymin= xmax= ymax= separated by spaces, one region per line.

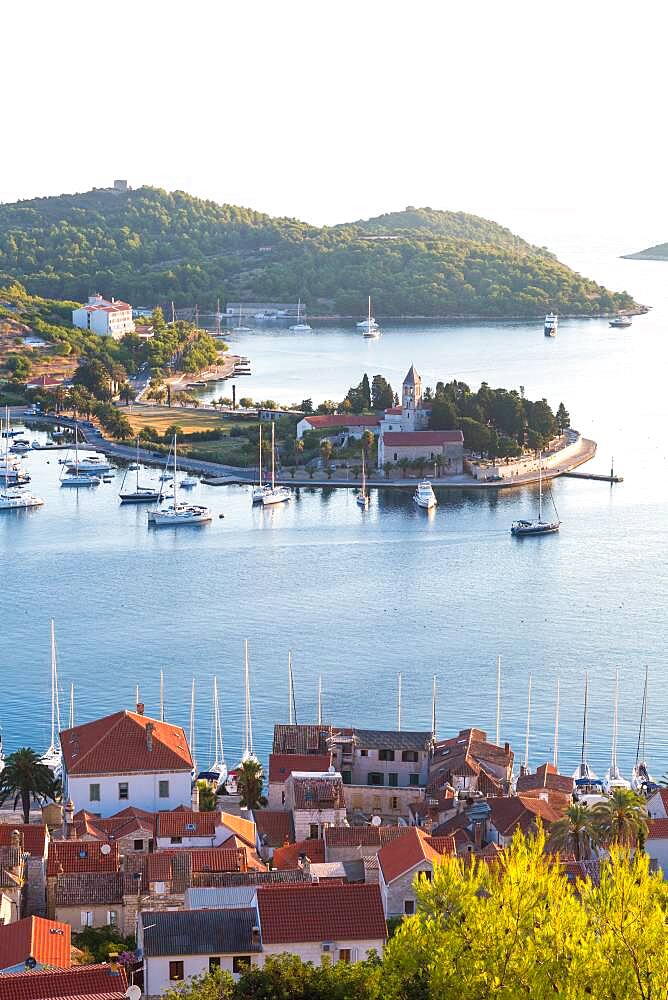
xmin=273 ymin=839 xmax=325 ymax=870
xmin=218 ymin=812 xmax=256 ymax=848
xmin=268 ymin=754 xmax=331 ymax=783
xmin=47 ymin=841 xmax=120 ymax=877
xmin=378 ymin=827 xmax=453 ymax=883
xmin=60 ymin=711 xmax=192 ymax=776
xmin=156 ymin=810 xmax=219 ymax=839
xmin=0 ymin=916 xmax=70 ymax=972
xmin=257 ymin=883 xmax=386 ymax=944
xmin=0 ymin=962 xmax=127 ymax=1000
xmin=253 ymin=810 xmax=295 ymax=848
xmin=0 ymin=823 xmax=47 ymax=857
xmin=648 ymin=819 xmax=668 ymax=839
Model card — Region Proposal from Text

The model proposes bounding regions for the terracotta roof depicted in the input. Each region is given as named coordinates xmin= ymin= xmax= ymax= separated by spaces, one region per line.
xmin=301 ymin=414 xmax=381 ymax=429
xmin=218 ymin=836 xmax=266 ymax=872
xmin=268 ymin=754 xmax=332 ymax=783
xmin=487 ymin=796 xmax=560 ymax=838
xmin=383 ymin=430 xmax=463 ymax=446
xmin=273 ymin=839 xmax=325 ymax=870
xmin=218 ymin=812 xmax=256 ymax=848
xmin=193 ymin=868 xmax=311 ymax=888
xmin=256 ymin=883 xmax=387 ymax=944
xmin=378 ymin=827 xmax=453 ymax=883
xmin=47 ymin=841 xmax=120 ymax=877
xmin=291 ymin=776 xmax=346 ymax=810
xmin=272 ymin=724 xmax=334 ymax=755
xmin=0 ymin=916 xmax=70 ymax=972
xmin=516 ymin=763 xmax=574 ymax=796
xmin=425 ymin=835 xmax=457 ymax=854
xmin=156 ymin=809 xmax=220 ymax=839
xmin=253 ymin=810 xmax=295 ymax=848
xmin=562 ymin=859 xmax=602 ymax=886
xmin=0 ymin=963 xmax=127 ymax=1000
xmin=647 ymin=819 xmax=668 ymax=839
xmin=385 ymin=406 xmax=403 ymax=415
xmin=54 ymin=872 xmax=125 ymax=906
xmin=324 ymin=826 xmax=410 ymax=849
xmin=0 ymin=823 xmax=47 ymax=857
xmin=430 ymin=729 xmax=513 ymax=795
xmin=60 ymin=710 xmax=192 ymax=776
xmin=71 ymin=806 xmax=156 ymax=843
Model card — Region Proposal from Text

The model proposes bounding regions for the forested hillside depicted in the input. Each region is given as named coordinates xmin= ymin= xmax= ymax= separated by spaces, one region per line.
xmin=0 ymin=186 xmax=637 ymax=317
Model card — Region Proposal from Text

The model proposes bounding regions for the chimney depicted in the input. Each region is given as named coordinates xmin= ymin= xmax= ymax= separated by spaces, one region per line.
xmin=474 ymin=821 xmax=483 ymax=849
xmin=63 ymin=800 xmax=75 ymax=840
xmin=10 ymin=829 xmax=23 ymax=852
xmin=191 ymin=783 xmax=200 ymax=812
xmin=146 ymin=722 xmax=154 ymax=752
xmin=298 ymin=853 xmax=311 ymax=875
xmin=504 ymin=742 xmax=510 ymax=754
xmin=136 ymin=702 xmax=145 ymax=716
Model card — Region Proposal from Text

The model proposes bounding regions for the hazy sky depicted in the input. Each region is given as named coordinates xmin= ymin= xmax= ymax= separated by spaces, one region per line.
xmin=4 ymin=1 xmax=667 ymax=244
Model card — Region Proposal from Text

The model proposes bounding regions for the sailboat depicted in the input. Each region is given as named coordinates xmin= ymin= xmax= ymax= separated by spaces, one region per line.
xmin=148 ymin=435 xmax=212 ymax=525
xmin=241 ymin=639 xmax=258 ymax=764
xmin=603 ymin=669 xmax=630 ymax=793
xmin=119 ymin=437 xmax=164 ymax=503
xmin=631 ymin=667 xmax=658 ymax=794
xmin=61 ymin=422 xmax=100 ymax=487
xmin=252 ymin=425 xmax=270 ymax=504
xmin=234 ymin=305 xmax=252 ymax=334
xmin=0 ymin=729 xmax=4 ymax=774
xmin=356 ymin=450 xmax=370 ymax=508
xmin=511 ymin=452 xmax=560 ymax=536
xmin=572 ymin=673 xmax=604 ymax=804
xmin=289 ymin=298 xmax=312 ymax=332
xmin=357 ymin=295 xmax=380 ymax=338
xmin=262 ymin=423 xmax=291 ymax=505
xmin=0 ymin=409 xmax=42 ymax=508
xmin=40 ymin=620 xmax=63 ymax=780
xmin=198 ymin=676 xmax=228 ymax=789
xmin=188 ymin=678 xmax=197 ymax=780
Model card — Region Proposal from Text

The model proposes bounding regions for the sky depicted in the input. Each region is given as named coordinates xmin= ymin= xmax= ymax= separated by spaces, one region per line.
xmin=4 ymin=1 xmax=668 ymax=249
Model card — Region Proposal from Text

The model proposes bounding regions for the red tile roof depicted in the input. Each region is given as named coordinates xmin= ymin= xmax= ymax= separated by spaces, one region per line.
xmin=647 ymin=819 xmax=668 ymax=839
xmin=487 ymin=796 xmax=560 ymax=838
xmin=156 ymin=810 xmax=219 ymax=839
xmin=253 ymin=810 xmax=295 ymax=848
xmin=273 ymin=839 xmax=325 ymax=870
xmin=0 ymin=823 xmax=47 ymax=857
xmin=383 ymin=430 xmax=464 ymax=446
xmin=257 ymin=883 xmax=387 ymax=944
xmin=378 ymin=827 xmax=453 ymax=884
xmin=60 ymin=711 xmax=192 ymax=776
xmin=384 ymin=406 xmax=402 ymax=415
xmin=47 ymin=841 xmax=120 ymax=877
xmin=301 ymin=414 xmax=381 ymax=429
xmin=268 ymin=754 xmax=332 ymax=783
xmin=516 ymin=763 xmax=574 ymax=796
xmin=0 ymin=963 xmax=127 ymax=1000
xmin=218 ymin=812 xmax=256 ymax=848
xmin=72 ymin=806 xmax=156 ymax=843
xmin=648 ymin=788 xmax=668 ymax=815
xmin=0 ymin=916 xmax=70 ymax=972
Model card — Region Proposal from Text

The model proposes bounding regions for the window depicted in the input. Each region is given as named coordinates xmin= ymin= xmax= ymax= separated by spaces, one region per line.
xmin=341 ymin=770 xmax=352 ymax=784
xmin=409 ymin=774 xmax=420 ymax=787
xmin=133 ymin=839 xmax=144 ymax=851
xmin=421 ymin=869 xmax=432 ymax=882
xmin=107 ymin=910 xmax=117 ymax=926
xmin=81 ymin=911 xmax=94 ymax=927
xmin=404 ymin=899 xmax=415 ymax=915
xmin=402 ymin=750 xmax=419 ymax=763
xmin=169 ymin=961 xmax=184 ymax=981
xmin=233 ymin=956 xmax=251 ymax=974
xmin=389 ymin=772 xmax=398 ymax=787
xmin=391 ymin=796 xmax=399 ymax=810
xmin=159 ymin=780 xmax=170 ymax=798
xmin=309 ymin=823 xmax=319 ymax=839
xmin=368 ymin=772 xmax=384 ymax=786
xmin=360 ymin=749 xmax=368 ymax=757
xmin=339 ymin=948 xmax=352 ymax=963
xmin=118 ymin=782 xmax=129 ymax=800
xmin=209 ymin=957 xmax=221 ymax=971
xmin=89 ymin=784 xmax=100 ymax=802
xmin=378 ymin=749 xmax=395 ymax=762
xmin=170 ymin=836 xmax=183 ymax=845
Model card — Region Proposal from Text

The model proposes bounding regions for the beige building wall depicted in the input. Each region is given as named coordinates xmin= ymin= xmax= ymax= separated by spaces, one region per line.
xmin=261 ymin=938 xmax=385 ymax=965
xmin=346 ymin=785 xmax=423 ymax=821
xmin=55 ymin=902 xmax=126 ymax=933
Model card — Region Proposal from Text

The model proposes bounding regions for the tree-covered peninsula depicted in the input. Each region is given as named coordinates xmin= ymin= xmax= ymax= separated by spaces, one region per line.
xmin=0 ymin=186 xmax=637 ymax=318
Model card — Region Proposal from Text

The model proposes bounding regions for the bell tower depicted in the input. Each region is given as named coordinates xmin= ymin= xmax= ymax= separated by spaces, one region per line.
xmin=402 ymin=365 xmax=423 ymax=429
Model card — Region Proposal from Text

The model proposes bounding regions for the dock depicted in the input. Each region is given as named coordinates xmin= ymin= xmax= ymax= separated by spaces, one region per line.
xmin=561 ymin=471 xmax=624 ymax=483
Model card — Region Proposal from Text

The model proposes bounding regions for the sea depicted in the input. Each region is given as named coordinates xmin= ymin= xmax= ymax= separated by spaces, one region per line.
xmin=2 ymin=212 xmax=667 ymax=783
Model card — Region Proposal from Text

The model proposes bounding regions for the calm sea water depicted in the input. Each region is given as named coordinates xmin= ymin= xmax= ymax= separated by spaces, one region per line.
xmin=2 ymin=226 xmax=668 ymax=783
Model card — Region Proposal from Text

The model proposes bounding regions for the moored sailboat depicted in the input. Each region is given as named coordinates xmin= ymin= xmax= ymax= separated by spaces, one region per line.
xmin=357 ymin=296 xmax=380 ymax=337
xmin=289 ymin=298 xmax=311 ymax=332
xmin=572 ymin=673 xmax=605 ymax=805
xmin=61 ymin=423 xmax=100 ymax=487
xmin=120 ymin=437 xmax=164 ymax=503
xmin=262 ymin=423 xmax=290 ymax=506
xmin=40 ymin=620 xmax=63 ymax=781
xmin=356 ymin=450 xmax=370 ymax=508
xmin=511 ymin=453 xmax=559 ymax=536
xmin=198 ymin=676 xmax=228 ymax=789
xmin=631 ymin=667 xmax=658 ymax=795
xmin=603 ymin=669 xmax=630 ymax=793
xmin=148 ymin=435 xmax=212 ymax=525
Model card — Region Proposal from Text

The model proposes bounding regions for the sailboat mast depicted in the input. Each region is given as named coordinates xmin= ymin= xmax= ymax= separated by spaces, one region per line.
xmin=288 ymin=652 xmax=294 ymax=726
xmin=368 ymin=295 xmax=371 ymax=326
xmin=538 ymin=451 xmax=543 ymax=522
xmin=397 ymin=672 xmax=402 ymax=731
xmin=173 ymin=434 xmax=178 ymax=505
xmin=495 ymin=656 xmax=501 ymax=746
xmin=189 ymin=677 xmax=196 ymax=764
xmin=524 ymin=673 xmax=532 ymax=770
xmin=258 ymin=425 xmax=262 ymax=488
xmin=317 ymin=675 xmax=322 ymax=726
xmin=136 ymin=436 xmax=140 ymax=491
xmin=611 ymin=668 xmax=619 ymax=771
xmin=636 ymin=667 xmax=648 ymax=765
xmin=50 ymin=619 xmax=61 ymax=746
xmin=581 ymin=672 xmax=589 ymax=768
xmin=431 ymin=675 xmax=437 ymax=738
xmin=271 ymin=423 xmax=275 ymax=491
xmin=244 ymin=640 xmax=253 ymax=758
xmin=69 ymin=683 xmax=75 ymax=730
xmin=553 ymin=677 xmax=560 ymax=770
xmin=160 ymin=669 xmax=165 ymax=723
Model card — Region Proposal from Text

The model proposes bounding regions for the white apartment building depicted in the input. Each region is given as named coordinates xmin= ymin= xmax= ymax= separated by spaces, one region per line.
xmin=72 ymin=294 xmax=135 ymax=339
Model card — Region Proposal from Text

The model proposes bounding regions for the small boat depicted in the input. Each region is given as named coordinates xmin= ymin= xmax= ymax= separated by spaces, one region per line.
xmin=414 ymin=480 xmax=437 ymax=509
xmin=252 ymin=426 xmax=271 ymax=504
xmin=609 ymin=314 xmax=632 ymax=328
xmin=120 ymin=438 xmax=167 ymax=503
xmin=289 ymin=298 xmax=312 ymax=332
xmin=197 ymin=676 xmax=228 ymax=788
xmin=180 ymin=475 xmax=199 ymax=488
xmin=10 ymin=441 xmax=31 ymax=454
xmin=61 ymin=425 xmax=101 ymax=487
xmin=357 ymin=295 xmax=381 ymax=338
xmin=148 ymin=435 xmax=212 ymax=526
xmin=544 ymin=313 xmax=558 ymax=337
xmin=511 ymin=453 xmax=559 ymax=536
xmin=631 ymin=667 xmax=658 ymax=795
xmin=159 ymin=473 xmax=173 ymax=482
xmin=31 ymin=441 xmax=41 ymax=449
xmin=0 ymin=486 xmax=44 ymax=510
xmin=262 ymin=423 xmax=291 ymax=506
xmin=356 ymin=451 xmax=370 ymax=509
xmin=66 ymin=454 xmax=112 ymax=474
xmin=603 ymin=670 xmax=631 ymax=794
xmin=233 ymin=306 xmax=253 ymax=334
xmin=40 ymin=620 xmax=63 ymax=781
xmin=572 ymin=674 xmax=605 ymax=806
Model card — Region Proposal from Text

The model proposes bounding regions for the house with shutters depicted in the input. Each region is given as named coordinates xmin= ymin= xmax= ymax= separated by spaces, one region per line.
xmin=377 ymin=827 xmax=455 ymax=917
xmin=60 ymin=708 xmax=193 ymax=816
xmin=0 ymin=916 xmax=70 ymax=974
xmin=46 ymin=841 xmax=121 ymax=922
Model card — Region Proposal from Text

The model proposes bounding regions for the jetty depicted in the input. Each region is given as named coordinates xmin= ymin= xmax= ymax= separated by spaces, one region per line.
xmin=561 ymin=471 xmax=624 ymax=483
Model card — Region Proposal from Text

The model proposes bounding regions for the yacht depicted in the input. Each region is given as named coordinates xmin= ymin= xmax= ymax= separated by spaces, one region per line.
xmin=262 ymin=422 xmax=291 ymax=506
xmin=197 ymin=676 xmax=228 ymax=789
xmin=511 ymin=453 xmax=559 ymax=536
xmin=544 ymin=313 xmax=558 ymax=337
xmin=10 ymin=441 xmax=31 ymax=454
xmin=61 ymin=425 xmax=102 ymax=487
xmin=148 ymin=435 xmax=212 ymax=526
xmin=356 ymin=451 xmax=370 ymax=509
xmin=357 ymin=295 xmax=381 ymax=338
xmin=610 ymin=314 xmax=632 ymax=328
xmin=572 ymin=674 xmax=606 ymax=806
xmin=414 ymin=480 xmax=437 ymax=509
xmin=252 ymin=425 xmax=271 ymax=504
xmin=631 ymin=667 xmax=658 ymax=795
xmin=66 ymin=454 xmax=112 ymax=474
xmin=603 ymin=670 xmax=631 ymax=794
xmin=0 ymin=486 xmax=44 ymax=510
xmin=40 ymin=620 xmax=63 ymax=781
xmin=289 ymin=298 xmax=312 ymax=332
xmin=119 ymin=438 xmax=165 ymax=503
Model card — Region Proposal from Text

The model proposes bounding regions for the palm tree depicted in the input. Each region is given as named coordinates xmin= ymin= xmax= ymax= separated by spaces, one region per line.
xmin=398 ymin=457 xmax=411 ymax=479
xmin=548 ymin=803 xmax=598 ymax=861
xmin=592 ymin=788 xmax=648 ymax=849
xmin=0 ymin=748 xmax=59 ymax=823
xmin=236 ymin=758 xmax=267 ymax=811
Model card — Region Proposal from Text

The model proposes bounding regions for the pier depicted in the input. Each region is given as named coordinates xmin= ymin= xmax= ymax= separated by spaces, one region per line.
xmin=561 ymin=471 xmax=624 ymax=483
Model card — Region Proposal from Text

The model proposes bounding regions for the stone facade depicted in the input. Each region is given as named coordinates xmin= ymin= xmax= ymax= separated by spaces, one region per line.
xmin=380 ymin=863 xmax=433 ymax=918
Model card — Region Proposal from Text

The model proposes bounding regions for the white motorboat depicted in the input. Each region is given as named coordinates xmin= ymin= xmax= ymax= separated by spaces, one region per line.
xmin=148 ymin=434 xmax=212 ymax=526
xmin=357 ymin=295 xmax=381 ymax=337
xmin=40 ymin=620 xmax=63 ymax=781
xmin=544 ymin=313 xmax=558 ymax=337
xmin=631 ymin=667 xmax=658 ymax=795
xmin=67 ymin=454 xmax=112 ymax=474
xmin=610 ymin=314 xmax=632 ymax=328
xmin=0 ymin=487 xmax=44 ymax=510
xmin=414 ymin=480 xmax=437 ymax=509
xmin=10 ymin=441 xmax=31 ymax=454
xmin=603 ymin=669 xmax=631 ymax=794
xmin=262 ymin=422 xmax=291 ymax=506
xmin=511 ymin=453 xmax=559 ymax=536
xmin=356 ymin=451 xmax=370 ymax=508
xmin=289 ymin=298 xmax=312 ymax=332
xmin=180 ymin=475 xmax=199 ymax=488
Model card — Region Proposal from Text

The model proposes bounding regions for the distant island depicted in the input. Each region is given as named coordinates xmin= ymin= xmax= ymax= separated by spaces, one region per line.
xmin=0 ymin=184 xmax=639 ymax=320
xmin=622 ymin=242 xmax=668 ymax=261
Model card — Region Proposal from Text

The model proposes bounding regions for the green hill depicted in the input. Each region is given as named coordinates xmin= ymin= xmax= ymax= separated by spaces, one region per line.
xmin=0 ymin=186 xmax=637 ymax=318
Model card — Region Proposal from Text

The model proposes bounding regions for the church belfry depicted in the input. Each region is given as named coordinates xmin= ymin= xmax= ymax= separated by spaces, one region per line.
xmin=402 ymin=364 xmax=423 ymax=428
